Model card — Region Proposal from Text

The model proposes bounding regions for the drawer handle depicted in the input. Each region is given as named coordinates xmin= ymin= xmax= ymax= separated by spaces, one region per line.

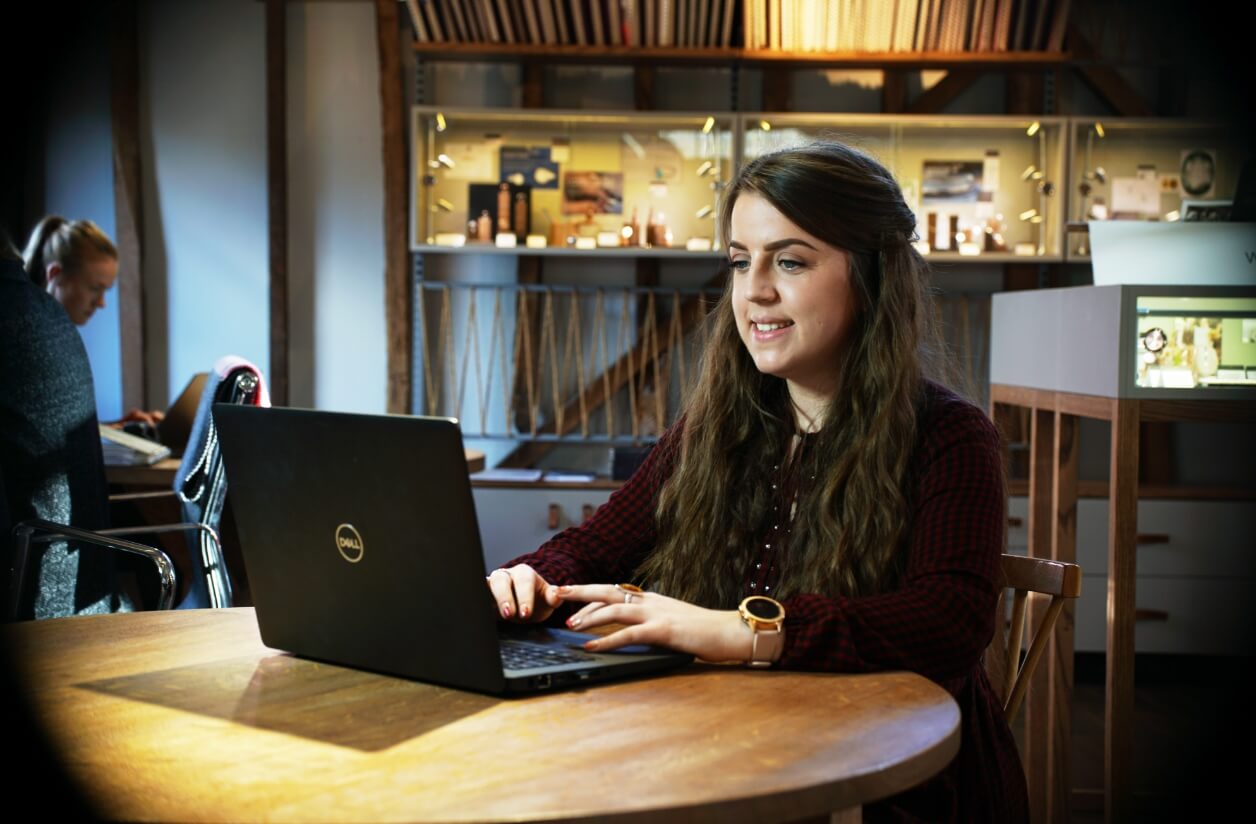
xmin=582 ymin=504 xmax=595 ymax=523
xmin=1007 ymin=517 xmax=1023 ymax=528
xmin=1135 ymin=609 xmax=1170 ymax=622
xmin=1136 ymin=534 xmax=1170 ymax=545
xmin=547 ymin=503 xmax=560 ymax=530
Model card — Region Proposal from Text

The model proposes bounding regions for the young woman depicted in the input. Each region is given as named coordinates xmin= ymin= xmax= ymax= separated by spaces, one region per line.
xmin=23 ymin=216 xmax=161 ymax=430
xmin=487 ymin=141 xmax=1028 ymax=822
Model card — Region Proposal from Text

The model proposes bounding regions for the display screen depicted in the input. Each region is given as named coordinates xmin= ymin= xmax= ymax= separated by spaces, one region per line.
xmin=1135 ymin=296 xmax=1256 ymax=389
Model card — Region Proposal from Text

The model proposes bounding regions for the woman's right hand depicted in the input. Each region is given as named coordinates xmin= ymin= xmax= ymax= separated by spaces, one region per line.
xmin=485 ymin=564 xmax=561 ymax=622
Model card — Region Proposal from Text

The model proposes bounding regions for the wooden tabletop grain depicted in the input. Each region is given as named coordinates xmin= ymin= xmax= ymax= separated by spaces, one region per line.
xmin=4 ymin=609 xmax=959 ymax=823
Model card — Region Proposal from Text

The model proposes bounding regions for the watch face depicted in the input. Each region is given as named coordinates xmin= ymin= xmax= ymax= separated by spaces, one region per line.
xmin=743 ymin=595 xmax=785 ymax=621
xmin=1180 ymin=150 xmax=1215 ymax=197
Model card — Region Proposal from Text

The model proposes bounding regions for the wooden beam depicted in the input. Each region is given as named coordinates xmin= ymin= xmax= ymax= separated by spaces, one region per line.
xmin=522 ymin=62 xmax=544 ymax=108
xmin=265 ymin=0 xmax=289 ymax=406
xmin=761 ymin=68 xmax=791 ymax=112
xmin=906 ymin=69 xmax=980 ymax=114
xmin=377 ymin=0 xmax=411 ymax=414
xmin=1005 ymin=70 xmax=1045 ymax=115
xmin=881 ymin=69 xmax=907 ymax=114
xmin=111 ymin=0 xmax=146 ymax=411
xmin=634 ymin=65 xmax=656 ymax=110
xmin=1068 ymin=25 xmax=1153 ymax=117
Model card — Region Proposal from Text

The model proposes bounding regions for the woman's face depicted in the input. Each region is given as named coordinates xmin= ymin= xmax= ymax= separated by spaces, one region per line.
xmin=47 ymin=255 xmax=118 ymax=326
xmin=729 ymin=193 xmax=857 ymax=401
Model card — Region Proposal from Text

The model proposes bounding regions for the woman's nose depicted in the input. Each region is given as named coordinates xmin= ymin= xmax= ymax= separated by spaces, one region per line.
xmin=746 ymin=263 xmax=777 ymax=301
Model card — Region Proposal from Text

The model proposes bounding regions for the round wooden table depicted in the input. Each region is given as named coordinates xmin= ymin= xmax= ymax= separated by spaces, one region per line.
xmin=4 ymin=609 xmax=960 ymax=823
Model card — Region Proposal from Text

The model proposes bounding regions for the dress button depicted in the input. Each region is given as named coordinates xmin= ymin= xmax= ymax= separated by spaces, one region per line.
xmin=764 ymin=585 xmax=770 ymax=592
xmin=750 ymin=582 xmax=757 ymax=589
xmin=755 ymin=563 xmax=761 ymax=570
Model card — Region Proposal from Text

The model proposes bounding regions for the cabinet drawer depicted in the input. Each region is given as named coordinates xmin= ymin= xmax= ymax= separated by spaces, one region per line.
xmin=1074 ymin=499 xmax=1256 ymax=578
xmin=472 ymin=487 xmax=616 ymax=572
xmin=1073 ymin=575 xmax=1256 ymax=654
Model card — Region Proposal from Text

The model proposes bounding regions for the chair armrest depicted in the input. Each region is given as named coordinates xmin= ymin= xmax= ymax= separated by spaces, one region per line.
xmin=8 ymin=520 xmax=178 ymax=620
xmin=97 ymin=523 xmax=223 ymax=558
xmin=109 ymin=490 xmax=179 ymax=503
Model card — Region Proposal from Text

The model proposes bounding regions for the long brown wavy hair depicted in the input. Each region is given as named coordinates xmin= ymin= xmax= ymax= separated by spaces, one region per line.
xmin=637 ymin=141 xmax=947 ymax=606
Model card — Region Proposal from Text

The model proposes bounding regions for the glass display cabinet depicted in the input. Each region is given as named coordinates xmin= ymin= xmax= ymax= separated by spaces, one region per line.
xmin=1067 ymin=119 xmax=1253 ymax=260
xmin=411 ymin=106 xmax=735 ymax=256
xmin=740 ymin=113 xmax=1067 ymax=261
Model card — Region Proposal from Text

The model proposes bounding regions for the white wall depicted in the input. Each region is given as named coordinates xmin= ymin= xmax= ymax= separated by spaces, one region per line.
xmin=287 ymin=2 xmax=388 ymax=413
xmin=141 ymin=0 xmax=269 ymax=405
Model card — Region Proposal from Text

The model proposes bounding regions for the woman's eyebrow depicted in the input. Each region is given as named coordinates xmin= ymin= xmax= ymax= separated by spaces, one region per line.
xmin=727 ymin=238 xmax=819 ymax=252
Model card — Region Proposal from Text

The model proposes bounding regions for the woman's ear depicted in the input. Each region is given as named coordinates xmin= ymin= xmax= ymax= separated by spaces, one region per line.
xmin=45 ymin=261 xmax=62 ymax=287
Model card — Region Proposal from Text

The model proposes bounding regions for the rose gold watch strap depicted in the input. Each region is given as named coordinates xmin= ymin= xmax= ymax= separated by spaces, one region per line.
xmin=748 ymin=626 xmax=784 ymax=668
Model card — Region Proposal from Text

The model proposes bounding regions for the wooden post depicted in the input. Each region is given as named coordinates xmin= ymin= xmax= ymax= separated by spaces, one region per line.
xmin=1048 ymin=410 xmax=1078 ymax=824
xmin=1025 ymin=406 xmax=1055 ymax=822
xmin=111 ymin=0 xmax=146 ymax=411
xmin=1106 ymin=399 xmax=1140 ymax=822
xmin=265 ymin=0 xmax=289 ymax=406
xmin=376 ymin=0 xmax=411 ymax=413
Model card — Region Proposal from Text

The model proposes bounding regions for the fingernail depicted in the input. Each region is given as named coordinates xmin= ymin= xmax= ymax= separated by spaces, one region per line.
xmin=501 ymin=603 xmax=512 ymax=618
xmin=520 ymin=605 xmax=530 ymax=619
xmin=558 ymin=585 xmax=572 ymax=594
xmin=583 ymin=639 xmax=597 ymax=651
xmin=567 ymin=616 xmax=581 ymax=628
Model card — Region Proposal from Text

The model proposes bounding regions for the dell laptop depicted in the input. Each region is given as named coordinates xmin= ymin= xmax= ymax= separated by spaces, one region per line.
xmin=213 ymin=405 xmax=691 ymax=695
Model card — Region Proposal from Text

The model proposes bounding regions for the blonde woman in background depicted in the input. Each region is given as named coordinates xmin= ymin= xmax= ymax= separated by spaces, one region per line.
xmin=23 ymin=216 xmax=161 ymax=430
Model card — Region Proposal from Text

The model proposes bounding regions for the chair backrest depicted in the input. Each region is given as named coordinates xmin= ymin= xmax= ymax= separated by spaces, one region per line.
xmin=171 ymin=356 xmax=268 ymax=609
xmin=1 ymin=260 xmax=123 ymax=619
xmin=986 ymin=553 xmax=1083 ymax=721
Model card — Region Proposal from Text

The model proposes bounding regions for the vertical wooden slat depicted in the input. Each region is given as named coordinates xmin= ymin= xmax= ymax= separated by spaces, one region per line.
xmin=111 ymin=0 xmax=146 ymax=410
xmin=266 ymin=0 xmax=289 ymax=406
xmin=1025 ymin=406 xmax=1055 ymax=823
xmin=881 ymin=70 xmax=907 ymax=114
xmin=761 ymin=68 xmax=790 ymax=112
xmin=1106 ymin=399 xmax=1140 ymax=822
xmin=633 ymin=65 xmax=656 ymax=110
xmin=376 ymin=0 xmax=410 ymax=413
xmin=1048 ymin=410 xmax=1078 ymax=824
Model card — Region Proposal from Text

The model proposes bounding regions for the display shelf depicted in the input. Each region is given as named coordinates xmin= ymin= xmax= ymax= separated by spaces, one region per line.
xmin=742 ymin=112 xmax=1068 ymax=259
xmin=412 ymin=106 xmax=735 ymax=253
xmin=1065 ymin=118 xmax=1253 ymax=261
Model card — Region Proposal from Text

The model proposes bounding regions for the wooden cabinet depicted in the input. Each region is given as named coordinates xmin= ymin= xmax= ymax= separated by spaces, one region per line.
xmin=1010 ymin=495 xmax=1256 ymax=654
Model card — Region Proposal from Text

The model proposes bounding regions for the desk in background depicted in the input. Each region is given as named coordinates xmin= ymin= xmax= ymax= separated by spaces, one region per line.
xmin=5 ymin=609 xmax=959 ymax=823
xmin=105 ymin=450 xmax=487 ymax=489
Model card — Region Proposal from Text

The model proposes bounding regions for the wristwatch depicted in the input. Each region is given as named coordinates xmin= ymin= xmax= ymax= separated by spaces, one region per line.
xmin=739 ymin=595 xmax=786 ymax=668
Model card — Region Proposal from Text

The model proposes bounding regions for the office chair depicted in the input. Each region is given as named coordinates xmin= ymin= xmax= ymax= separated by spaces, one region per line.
xmin=2 ymin=259 xmax=183 ymax=619
xmin=987 ymin=553 xmax=1083 ymax=721
xmin=167 ymin=356 xmax=269 ymax=608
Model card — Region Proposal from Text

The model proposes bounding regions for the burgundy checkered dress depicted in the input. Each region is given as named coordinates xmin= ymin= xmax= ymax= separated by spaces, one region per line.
xmin=507 ymin=381 xmax=1029 ymax=823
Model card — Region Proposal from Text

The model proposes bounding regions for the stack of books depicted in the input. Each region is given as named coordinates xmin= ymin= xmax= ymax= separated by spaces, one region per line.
xmin=99 ymin=425 xmax=172 ymax=467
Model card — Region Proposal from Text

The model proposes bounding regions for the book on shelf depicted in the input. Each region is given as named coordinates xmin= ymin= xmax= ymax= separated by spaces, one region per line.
xmin=494 ymin=0 xmax=515 ymax=43
xmin=607 ymin=0 xmax=623 ymax=46
xmin=589 ymin=0 xmax=605 ymax=45
xmin=100 ymin=425 xmax=171 ymax=467
xmin=405 ymin=0 xmax=430 ymax=42
xmin=568 ymin=0 xmax=587 ymax=45
xmin=552 ymin=0 xmax=570 ymax=43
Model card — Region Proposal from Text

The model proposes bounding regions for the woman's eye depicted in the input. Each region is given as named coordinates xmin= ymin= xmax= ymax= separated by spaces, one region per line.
xmin=729 ymin=259 xmax=750 ymax=272
xmin=777 ymin=258 xmax=803 ymax=272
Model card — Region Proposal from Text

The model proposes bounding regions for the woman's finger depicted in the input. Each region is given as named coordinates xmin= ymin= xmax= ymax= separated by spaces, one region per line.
xmin=583 ymin=622 xmax=654 ymax=652
xmin=485 ymin=568 xmax=517 ymax=619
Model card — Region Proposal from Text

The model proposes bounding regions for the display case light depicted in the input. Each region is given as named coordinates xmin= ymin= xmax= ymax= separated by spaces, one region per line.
xmin=696 ymin=160 xmax=713 ymax=177
xmin=702 ymin=116 xmax=715 ymax=134
xmin=695 ymin=205 xmax=713 ymax=219
xmin=759 ymin=120 xmax=772 ymax=132
xmin=1019 ymin=208 xmax=1039 ymax=221
xmin=435 ymin=112 xmax=447 ymax=132
xmin=1026 ymin=121 xmax=1041 ymax=137
xmin=1094 ymin=122 xmax=1105 ymax=138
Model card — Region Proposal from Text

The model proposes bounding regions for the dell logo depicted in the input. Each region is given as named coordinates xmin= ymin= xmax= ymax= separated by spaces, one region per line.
xmin=335 ymin=523 xmax=364 ymax=563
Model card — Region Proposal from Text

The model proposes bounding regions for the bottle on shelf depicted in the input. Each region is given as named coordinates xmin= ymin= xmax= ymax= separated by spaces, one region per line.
xmin=621 ymin=206 xmax=640 ymax=247
xmin=476 ymin=210 xmax=492 ymax=242
xmin=497 ymin=183 xmax=511 ymax=235
xmin=513 ymin=192 xmax=528 ymax=237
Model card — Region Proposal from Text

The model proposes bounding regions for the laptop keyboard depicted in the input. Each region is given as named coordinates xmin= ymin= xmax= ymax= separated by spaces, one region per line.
xmin=500 ymin=638 xmax=597 ymax=670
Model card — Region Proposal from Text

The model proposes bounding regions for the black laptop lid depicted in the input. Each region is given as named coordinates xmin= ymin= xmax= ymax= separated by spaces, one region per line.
xmin=213 ymin=405 xmax=507 ymax=693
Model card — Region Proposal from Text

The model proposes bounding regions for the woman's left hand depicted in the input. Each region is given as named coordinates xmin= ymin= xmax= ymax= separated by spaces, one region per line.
xmin=557 ymin=584 xmax=753 ymax=664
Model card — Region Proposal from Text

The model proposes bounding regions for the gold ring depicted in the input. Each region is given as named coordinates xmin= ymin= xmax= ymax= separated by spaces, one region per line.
xmin=615 ymin=583 xmax=644 ymax=604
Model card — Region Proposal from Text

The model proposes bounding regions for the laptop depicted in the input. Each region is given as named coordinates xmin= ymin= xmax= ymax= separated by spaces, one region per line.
xmin=157 ymin=372 xmax=209 ymax=455
xmin=212 ymin=404 xmax=692 ymax=696
xmin=118 ymin=372 xmax=208 ymax=456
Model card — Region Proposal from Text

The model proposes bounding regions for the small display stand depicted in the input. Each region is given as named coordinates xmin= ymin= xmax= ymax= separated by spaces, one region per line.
xmin=990 ymin=284 xmax=1256 ymax=822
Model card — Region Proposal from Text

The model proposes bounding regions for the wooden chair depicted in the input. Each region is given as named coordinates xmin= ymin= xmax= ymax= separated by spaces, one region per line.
xmin=987 ymin=553 xmax=1083 ymax=721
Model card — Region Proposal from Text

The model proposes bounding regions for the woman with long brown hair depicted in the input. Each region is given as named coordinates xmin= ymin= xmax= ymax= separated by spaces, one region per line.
xmin=488 ymin=141 xmax=1027 ymax=822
